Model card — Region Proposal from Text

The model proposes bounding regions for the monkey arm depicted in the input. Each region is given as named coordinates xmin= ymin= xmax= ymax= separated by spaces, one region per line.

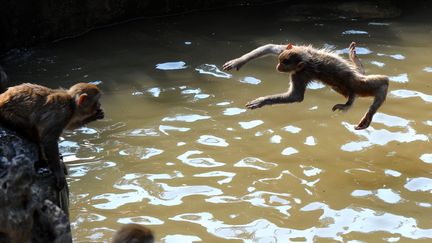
xmin=246 ymin=74 xmax=307 ymax=109
xmin=223 ymin=44 xmax=286 ymax=71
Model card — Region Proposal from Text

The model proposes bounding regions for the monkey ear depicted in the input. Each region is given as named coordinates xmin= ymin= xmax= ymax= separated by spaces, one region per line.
xmin=77 ymin=94 xmax=88 ymax=106
xmin=286 ymin=43 xmax=293 ymax=50
xmin=296 ymin=62 xmax=305 ymax=71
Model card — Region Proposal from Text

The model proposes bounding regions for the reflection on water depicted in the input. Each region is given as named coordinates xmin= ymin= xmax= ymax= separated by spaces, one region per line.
xmin=195 ymin=64 xmax=232 ymax=78
xmin=156 ymin=61 xmax=188 ymax=70
xmin=341 ymin=30 xmax=369 ymax=35
xmin=341 ymin=115 xmax=428 ymax=152
xmin=4 ymin=3 xmax=432 ymax=242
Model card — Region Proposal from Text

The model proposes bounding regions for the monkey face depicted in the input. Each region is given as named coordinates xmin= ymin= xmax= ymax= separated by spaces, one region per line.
xmin=66 ymin=91 xmax=104 ymax=129
xmin=277 ymin=51 xmax=304 ymax=73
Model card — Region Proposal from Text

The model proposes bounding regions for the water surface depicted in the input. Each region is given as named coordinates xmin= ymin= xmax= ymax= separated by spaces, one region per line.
xmin=3 ymin=4 xmax=432 ymax=242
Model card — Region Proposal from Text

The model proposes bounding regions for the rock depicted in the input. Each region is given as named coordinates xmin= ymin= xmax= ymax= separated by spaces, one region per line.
xmin=0 ymin=126 xmax=72 ymax=243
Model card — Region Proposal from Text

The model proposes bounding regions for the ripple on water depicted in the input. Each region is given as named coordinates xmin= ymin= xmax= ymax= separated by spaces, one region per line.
xmin=180 ymin=87 xmax=210 ymax=100
xmin=239 ymin=76 xmax=261 ymax=85
xmin=119 ymin=146 xmax=164 ymax=160
xmin=238 ymin=120 xmax=264 ymax=129
xmin=404 ymin=177 xmax=432 ymax=192
xmin=92 ymin=174 xmax=223 ymax=209
xmin=270 ymin=135 xmax=282 ymax=144
xmin=158 ymin=125 xmax=190 ymax=135
xmin=234 ymin=157 xmax=277 ymax=170
xmin=117 ymin=216 xmax=164 ymax=225
xmin=111 ymin=128 xmax=161 ymax=138
xmin=352 ymin=189 xmax=402 ymax=204
xmin=282 ymin=125 xmax=302 ymax=133
xmin=223 ymin=107 xmax=246 ymax=116
xmin=194 ymin=171 xmax=236 ymax=185
xmin=301 ymin=166 xmax=322 ymax=177
xmin=300 ymin=202 xmax=432 ymax=240
xmin=177 ymin=150 xmax=225 ymax=167
xmin=420 ymin=154 xmax=432 ymax=164
xmin=75 ymin=127 xmax=99 ymax=135
xmin=368 ymin=22 xmax=390 ymax=26
xmin=308 ymin=81 xmax=325 ymax=90
xmin=155 ymin=61 xmax=187 ymax=70
xmin=171 ymin=206 xmax=432 ymax=242
xmin=216 ymin=101 xmax=231 ymax=106
xmin=162 ymin=114 xmax=211 ymax=122
xmin=304 ymin=136 xmax=317 ymax=146
xmin=68 ymin=165 xmax=90 ymax=177
xmin=391 ymin=89 xmax=432 ymax=103
xmin=195 ymin=64 xmax=232 ymax=78
xmin=340 ymin=114 xmax=428 ymax=152
xmin=341 ymin=30 xmax=369 ymax=35
xmin=281 ymin=147 xmax=299 ymax=156
xmin=59 ymin=140 xmax=80 ymax=154
xmin=338 ymin=46 xmax=372 ymax=55
xmin=384 ymin=169 xmax=402 ymax=177
xmin=389 ymin=73 xmax=409 ymax=83
xmin=371 ymin=61 xmax=385 ymax=67
xmin=207 ymin=191 xmax=292 ymax=216
xmin=147 ymin=87 xmax=161 ymax=97
xmin=377 ymin=53 xmax=406 ymax=60
xmin=161 ymin=235 xmax=202 ymax=243
xmin=197 ymin=135 xmax=229 ymax=147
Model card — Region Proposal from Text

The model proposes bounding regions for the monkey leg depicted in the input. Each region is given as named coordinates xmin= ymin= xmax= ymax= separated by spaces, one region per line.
xmin=332 ymin=93 xmax=355 ymax=112
xmin=349 ymin=42 xmax=365 ymax=75
xmin=354 ymin=87 xmax=387 ymax=130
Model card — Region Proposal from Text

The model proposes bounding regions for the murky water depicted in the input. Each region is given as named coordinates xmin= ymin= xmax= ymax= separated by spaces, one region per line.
xmin=3 ymin=4 xmax=432 ymax=242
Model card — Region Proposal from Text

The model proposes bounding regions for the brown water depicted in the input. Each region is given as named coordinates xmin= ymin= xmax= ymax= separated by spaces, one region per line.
xmin=3 ymin=4 xmax=432 ymax=242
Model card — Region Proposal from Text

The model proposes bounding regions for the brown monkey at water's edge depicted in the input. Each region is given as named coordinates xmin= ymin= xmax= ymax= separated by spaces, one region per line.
xmin=0 ymin=82 xmax=104 ymax=189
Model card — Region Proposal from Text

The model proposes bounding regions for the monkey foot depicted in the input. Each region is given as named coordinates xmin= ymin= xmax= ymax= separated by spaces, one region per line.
xmin=349 ymin=42 xmax=357 ymax=61
xmin=354 ymin=114 xmax=372 ymax=130
xmin=332 ymin=104 xmax=350 ymax=112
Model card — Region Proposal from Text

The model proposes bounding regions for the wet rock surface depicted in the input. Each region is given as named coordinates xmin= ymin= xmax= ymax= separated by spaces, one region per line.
xmin=0 ymin=126 xmax=71 ymax=243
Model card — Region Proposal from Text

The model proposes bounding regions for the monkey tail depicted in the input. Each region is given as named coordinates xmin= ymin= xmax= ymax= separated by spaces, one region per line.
xmin=0 ymin=66 xmax=8 ymax=93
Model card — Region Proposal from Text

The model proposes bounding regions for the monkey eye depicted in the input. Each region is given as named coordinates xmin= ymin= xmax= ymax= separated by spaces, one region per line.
xmin=281 ymin=59 xmax=291 ymax=65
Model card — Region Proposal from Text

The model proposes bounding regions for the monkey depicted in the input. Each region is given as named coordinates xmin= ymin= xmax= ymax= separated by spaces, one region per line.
xmin=0 ymin=83 xmax=104 ymax=189
xmin=112 ymin=224 xmax=154 ymax=243
xmin=0 ymin=65 xmax=8 ymax=93
xmin=223 ymin=42 xmax=389 ymax=130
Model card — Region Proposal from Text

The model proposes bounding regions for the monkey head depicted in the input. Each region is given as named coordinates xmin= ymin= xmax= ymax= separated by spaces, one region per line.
xmin=113 ymin=224 xmax=154 ymax=243
xmin=67 ymin=83 xmax=104 ymax=129
xmin=277 ymin=43 xmax=305 ymax=73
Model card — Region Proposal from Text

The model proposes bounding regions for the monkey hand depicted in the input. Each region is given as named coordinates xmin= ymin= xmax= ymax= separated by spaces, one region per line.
xmin=95 ymin=108 xmax=105 ymax=119
xmin=223 ymin=58 xmax=246 ymax=71
xmin=246 ymin=97 xmax=267 ymax=109
xmin=355 ymin=113 xmax=372 ymax=130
